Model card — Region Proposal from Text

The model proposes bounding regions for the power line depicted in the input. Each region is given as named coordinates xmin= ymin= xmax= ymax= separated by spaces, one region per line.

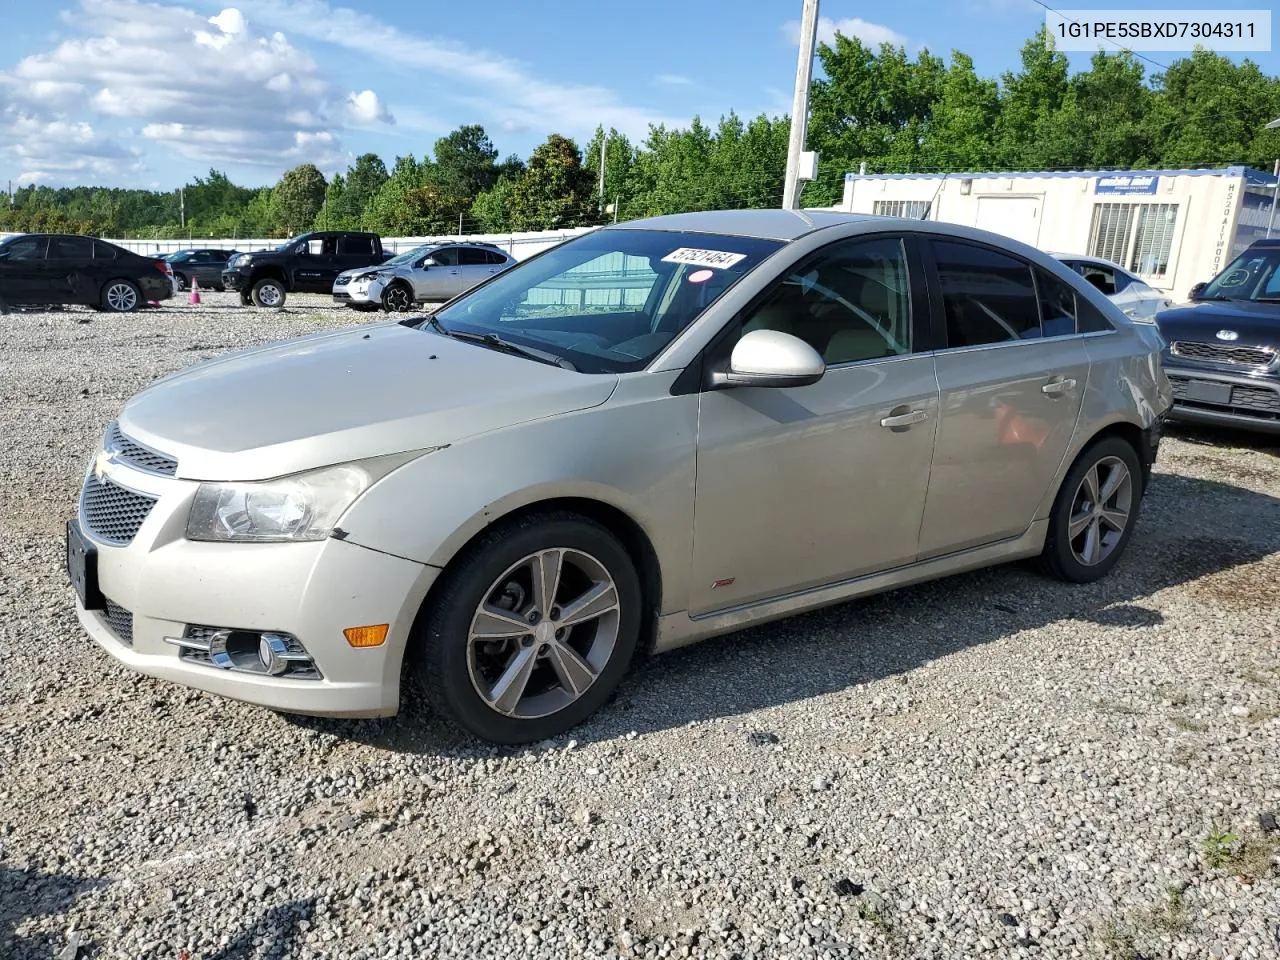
xmin=1025 ymin=0 xmax=1171 ymax=73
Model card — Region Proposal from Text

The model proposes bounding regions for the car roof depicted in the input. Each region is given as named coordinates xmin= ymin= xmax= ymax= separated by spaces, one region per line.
xmin=610 ymin=209 xmax=880 ymax=241
xmin=1247 ymin=238 xmax=1280 ymax=249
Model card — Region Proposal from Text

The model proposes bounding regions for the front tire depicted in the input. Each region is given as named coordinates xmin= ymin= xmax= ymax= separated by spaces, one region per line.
xmin=418 ymin=512 xmax=643 ymax=744
xmin=102 ymin=280 xmax=141 ymax=313
xmin=381 ymin=283 xmax=414 ymax=313
xmin=251 ymin=278 xmax=287 ymax=308
xmin=1039 ymin=437 xmax=1143 ymax=583
xmin=174 ymin=273 xmax=188 ymax=292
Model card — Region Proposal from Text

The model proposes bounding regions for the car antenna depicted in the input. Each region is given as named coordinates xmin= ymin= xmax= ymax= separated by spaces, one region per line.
xmin=922 ymin=173 xmax=947 ymax=219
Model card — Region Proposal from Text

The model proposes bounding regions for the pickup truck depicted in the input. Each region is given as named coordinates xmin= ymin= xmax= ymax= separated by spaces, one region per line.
xmin=221 ymin=231 xmax=390 ymax=308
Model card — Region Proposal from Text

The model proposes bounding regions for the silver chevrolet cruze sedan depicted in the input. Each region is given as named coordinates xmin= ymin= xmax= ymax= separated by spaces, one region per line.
xmin=68 ymin=210 xmax=1172 ymax=743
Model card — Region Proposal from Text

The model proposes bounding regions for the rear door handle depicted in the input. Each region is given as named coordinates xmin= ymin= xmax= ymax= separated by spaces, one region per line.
xmin=1041 ymin=377 xmax=1077 ymax=397
xmin=880 ymin=409 xmax=930 ymax=429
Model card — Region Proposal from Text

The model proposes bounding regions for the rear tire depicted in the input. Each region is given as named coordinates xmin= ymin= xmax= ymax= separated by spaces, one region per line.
xmin=1039 ymin=437 xmax=1143 ymax=583
xmin=174 ymin=274 xmax=188 ymax=292
xmin=251 ymin=278 xmax=286 ymax=309
xmin=417 ymin=511 xmax=642 ymax=744
xmin=101 ymin=280 xmax=141 ymax=313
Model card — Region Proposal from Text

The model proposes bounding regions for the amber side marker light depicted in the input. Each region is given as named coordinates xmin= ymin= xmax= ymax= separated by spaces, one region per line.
xmin=344 ymin=624 xmax=389 ymax=648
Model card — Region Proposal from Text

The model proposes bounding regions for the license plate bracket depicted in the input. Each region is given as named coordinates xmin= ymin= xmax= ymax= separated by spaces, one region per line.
xmin=66 ymin=519 xmax=105 ymax=611
xmin=1184 ymin=379 xmax=1232 ymax=405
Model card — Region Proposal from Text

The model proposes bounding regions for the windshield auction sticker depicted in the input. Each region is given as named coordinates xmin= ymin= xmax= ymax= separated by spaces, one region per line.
xmin=1046 ymin=9 xmax=1271 ymax=50
xmin=661 ymin=248 xmax=747 ymax=269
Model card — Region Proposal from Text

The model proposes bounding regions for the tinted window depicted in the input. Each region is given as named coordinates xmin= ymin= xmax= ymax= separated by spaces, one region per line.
xmin=1034 ymin=269 xmax=1078 ymax=338
xmin=337 ymin=235 xmax=374 ymax=256
xmin=483 ymin=249 xmax=508 ymax=265
xmin=428 ymin=248 xmax=459 ymax=267
xmin=49 ymin=236 xmax=94 ymax=260
xmin=93 ymin=241 xmax=121 ymax=261
xmin=1076 ymin=296 xmax=1115 ymax=333
xmin=739 ymin=236 xmax=912 ymax=364
xmin=458 ymin=247 xmax=491 ymax=266
xmin=933 ymin=240 xmax=1041 ymax=347
xmin=2 ymin=236 xmax=47 ymax=261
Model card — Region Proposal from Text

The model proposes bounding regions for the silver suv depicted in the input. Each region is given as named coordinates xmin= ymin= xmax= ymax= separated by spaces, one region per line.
xmin=333 ymin=241 xmax=516 ymax=312
xmin=68 ymin=210 xmax=1171 ymax=744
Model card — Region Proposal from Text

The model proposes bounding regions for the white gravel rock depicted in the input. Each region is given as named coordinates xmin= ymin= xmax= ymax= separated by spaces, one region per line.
xmin=1 ymin=293 xmax=1279 ymax=959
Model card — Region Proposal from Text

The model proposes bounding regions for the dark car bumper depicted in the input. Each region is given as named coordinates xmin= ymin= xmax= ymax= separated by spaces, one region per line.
xmin=139 ymin=275 xmax=174 ymax=302
xmin=1163 ymin=363 xmax=1280 ymax=434
xmin=221 ymin=269 xmax=249 ymax=292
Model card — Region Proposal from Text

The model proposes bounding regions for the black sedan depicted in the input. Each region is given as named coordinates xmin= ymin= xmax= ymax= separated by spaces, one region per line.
xmin=1157 ymin=238 xmax=1280 ymax=434
xmin=0 ymin=234 xmax=174 ymax=312
xmin=163 ymin=248 xmax=238 ymax=291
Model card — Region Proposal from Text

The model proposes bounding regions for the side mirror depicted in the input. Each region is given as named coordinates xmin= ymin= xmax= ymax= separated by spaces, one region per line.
xmin=712 ymin=329 xmax=826 ymax=389
xmin=1188 ymin=282 xmax=1207 ymax=300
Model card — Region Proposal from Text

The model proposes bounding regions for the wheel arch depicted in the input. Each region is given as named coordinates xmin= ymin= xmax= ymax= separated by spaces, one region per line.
xmin=1036 ymin=416 xmax=1153 ymax=522
xmin=408 ymin=494 xmax=665 ymax=665
xmin=250 ymin=267 xmax=287 ymax=287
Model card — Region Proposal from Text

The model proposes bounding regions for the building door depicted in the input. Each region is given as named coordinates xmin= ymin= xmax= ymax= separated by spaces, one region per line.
xmin=974 ymin=196 xmax=1042 ymax=248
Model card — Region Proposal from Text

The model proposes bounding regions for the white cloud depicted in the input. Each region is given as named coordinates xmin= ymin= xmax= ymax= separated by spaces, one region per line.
xmin=245 ymin=0 xmax=684 ymax=142
xmin=0 ymin=0 xmax=391 ymax=183
xmin=781 ymin=16 xmax=909 ymax=49
xmin=345 ymin=89 xmax=394 ymax=125
xmin=656 ymin=74 xmax=693 ymax=86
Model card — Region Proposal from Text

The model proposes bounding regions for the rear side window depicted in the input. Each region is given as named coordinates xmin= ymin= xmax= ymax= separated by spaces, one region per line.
xmin=1034 ymin=269 xmax=1079 ymax=338
xmin=1076 ymin=296 xmax=1115 ymax=333
xmin=483 ymin=249 xmax=509 ymax=265
xmin=337 ymin=235 xmax=374 ymax=256
xmin=458 ymin=247 xmax=491 ymax=266
xmin=932 ymin=240 xmax=1041 ymax=347
xmin=50 ymin=236 xmax=94 ymax=259
xmin=93 ymin=241 xmax=120 ymax=261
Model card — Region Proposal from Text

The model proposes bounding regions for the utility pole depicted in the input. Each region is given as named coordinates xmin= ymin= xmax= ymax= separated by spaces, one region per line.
xmin=459 ymin=211 xmax=464 ymax=236
xmin=598 ymin=131 xmax=608 ymax=214
xmin=179 ymin=188 xmax=185 ymax=229
xmin=782 ymin=0 xmax=820 ymax=210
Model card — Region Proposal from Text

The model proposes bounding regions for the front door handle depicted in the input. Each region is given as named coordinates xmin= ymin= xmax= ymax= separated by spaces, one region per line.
xmin=880 ymin=408 xmax=930 ymax=429
xmin=1041 ymin=377 xmax=1077 ymax=397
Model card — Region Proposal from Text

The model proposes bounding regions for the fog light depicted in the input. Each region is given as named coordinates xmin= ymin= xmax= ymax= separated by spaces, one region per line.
xmin=258 ymin=632 xmax=292 ymax=676
xmin=344 ymin=624 xmax=388 ymax=648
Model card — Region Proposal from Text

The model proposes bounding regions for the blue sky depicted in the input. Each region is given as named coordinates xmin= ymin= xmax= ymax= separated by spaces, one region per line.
xmin=0 ymin=0 xmax=1275 ymax=189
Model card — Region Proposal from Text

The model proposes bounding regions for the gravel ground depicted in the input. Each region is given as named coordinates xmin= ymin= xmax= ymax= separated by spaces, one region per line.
xmin=2 ymin=293 xmax=1279 ymax=960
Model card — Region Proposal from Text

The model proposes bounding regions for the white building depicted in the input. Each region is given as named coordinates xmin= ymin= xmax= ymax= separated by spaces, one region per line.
xmin=834 ymin=166 xmax=1278 ymax=298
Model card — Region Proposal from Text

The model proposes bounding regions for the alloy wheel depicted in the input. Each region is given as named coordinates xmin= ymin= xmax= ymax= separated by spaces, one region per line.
xmin=1067 ymin=456 xmax=1133 ymax=566
xmin=466 ymin=548 xmax=621 ymax=719
xmin=384 ymin=286 xmax=412 ymax=312
xmin=105 ymin=283 xmax=138 ymax=312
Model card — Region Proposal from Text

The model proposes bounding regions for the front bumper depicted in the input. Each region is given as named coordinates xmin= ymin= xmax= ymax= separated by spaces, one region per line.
xmin=221 ymin=269 xmax=249 ymax=292
xmin=1163 ymin=363 xmax=1280 ymax=434
xmin=332 ymin=279 xmax=382 ymax=306
xmin=71 ymin=459 xmax=439 ymax=717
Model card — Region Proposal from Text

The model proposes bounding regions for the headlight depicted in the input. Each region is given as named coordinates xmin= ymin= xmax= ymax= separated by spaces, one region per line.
xmin=232 ymin=254 xmax=251 ymax=267
xmin=186 ymin=452 xmax=427 ymax=543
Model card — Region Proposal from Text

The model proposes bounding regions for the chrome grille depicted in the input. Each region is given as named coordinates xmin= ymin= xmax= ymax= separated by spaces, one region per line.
xmin=80 ymin=475 xmax=157 ymax=545
xmin=1230 ymin=386 xmax=1280 ymax=414
xmin=103 ymin=599 xmax=134 ymax=647
xmin=1171 ymin=341 xmax=1276 ymax=367
xmin=107 ymin=422 xmax=178 ymax=476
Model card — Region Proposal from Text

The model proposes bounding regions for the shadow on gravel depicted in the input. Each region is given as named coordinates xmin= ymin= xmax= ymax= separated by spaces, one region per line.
xmin=0 ymin=865 xmax=105 ymax=960
xmin=289 ymin=473 xmax=1280 ymax=754
xmin=1165 ymin=421 xmax=1280 ymax=456
xmin=204 ymin=897 xmax=316 ymax=960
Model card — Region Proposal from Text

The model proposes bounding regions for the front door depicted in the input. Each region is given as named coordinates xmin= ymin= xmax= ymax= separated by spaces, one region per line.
xmin=690 ymin=235 xmax=939 ymax=616
xmin=917 ymin=239 xmax=1090 ymax=558
xmin=47 ymin=236 xmax=98 ymax=304
xmin=0 ymin=235 xmax=51 ymax=303
xmin=418 ymin=248 xmax=460 ymax=300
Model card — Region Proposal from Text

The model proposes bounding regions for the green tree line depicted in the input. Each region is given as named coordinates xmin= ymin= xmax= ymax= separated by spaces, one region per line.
xmin=3 ymin=30 xmax=1278 ymax=239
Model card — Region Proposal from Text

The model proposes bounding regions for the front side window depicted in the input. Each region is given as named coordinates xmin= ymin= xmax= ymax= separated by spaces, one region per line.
xmin=429 ymin=248 xmax=459 ymax=267
xmin=431 ymin=228 xmax=782 ymax=373
xmin=932 ymin=240 xmax=1041 ymax=347
xmin=737 ymin=236 xmax=912 ymax=364
xmin=1 ymin=236 xmax=48 ymax=261
xmin=1201 ymin=247 xmax=1280 ymax=302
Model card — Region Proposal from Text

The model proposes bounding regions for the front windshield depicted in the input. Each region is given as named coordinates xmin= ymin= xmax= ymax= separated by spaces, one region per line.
xmin=384 ymin=244 xmax=438 ymax=267
xmin=1201 ymin=247 xmax=1280 ymax=302
xmin=428 ymin=228 xmax=783 ymax=373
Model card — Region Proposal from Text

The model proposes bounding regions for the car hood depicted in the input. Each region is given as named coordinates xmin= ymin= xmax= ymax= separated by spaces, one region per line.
xmin=1156 ymin=300 xmax=1280 ymax=347
xmin=118 ymin=322 xmax=617 ymax=481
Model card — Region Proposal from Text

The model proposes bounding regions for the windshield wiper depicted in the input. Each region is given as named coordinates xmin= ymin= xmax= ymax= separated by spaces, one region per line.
xmin=424 ymin=316 xmax=577 ymax=370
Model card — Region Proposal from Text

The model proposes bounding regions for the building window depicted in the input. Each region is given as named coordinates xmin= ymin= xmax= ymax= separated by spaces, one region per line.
xmin=873 ymin=200 xmax=932 ymax=219
xmin=1087 ymin=202 xmax=1179 ymax=279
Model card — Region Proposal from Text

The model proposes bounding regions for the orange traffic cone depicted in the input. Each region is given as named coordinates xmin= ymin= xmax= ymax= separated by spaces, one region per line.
xmin=189 ymin=277 xmax=201 ymax=305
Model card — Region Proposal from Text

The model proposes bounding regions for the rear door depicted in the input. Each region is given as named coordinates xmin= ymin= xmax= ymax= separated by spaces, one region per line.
xmin=456 ymin=247 xmax=497 ymax=294
xmin=0 ymin=235 xmax=51 ymax=303
xmin=916 ymin=238 xmax=1090 ymax=558
xmin=46 ymin=236 xmax=98 ymax=304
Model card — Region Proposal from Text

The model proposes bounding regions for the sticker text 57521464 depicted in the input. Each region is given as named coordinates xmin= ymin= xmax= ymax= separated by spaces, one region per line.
xmin=661 ymin=248 xmax=748 ymax=270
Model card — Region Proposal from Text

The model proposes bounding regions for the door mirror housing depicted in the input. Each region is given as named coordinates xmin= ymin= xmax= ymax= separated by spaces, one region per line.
xmin=711 ymin=329 xmax=826 ymax=389
xmin=1187 ymin=281 xmax=1207 ymax=300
